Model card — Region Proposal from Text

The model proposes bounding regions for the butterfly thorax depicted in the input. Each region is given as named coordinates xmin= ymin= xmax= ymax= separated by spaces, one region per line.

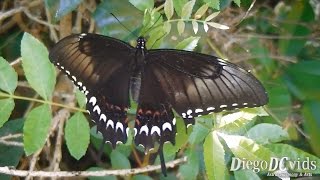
xmin=130 ymin=37 xmax=147 ymax=102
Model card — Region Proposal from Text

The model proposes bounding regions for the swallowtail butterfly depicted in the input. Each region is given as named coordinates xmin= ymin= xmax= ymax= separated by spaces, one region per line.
xmin=49 ymin=33 xmax=268 ymax=175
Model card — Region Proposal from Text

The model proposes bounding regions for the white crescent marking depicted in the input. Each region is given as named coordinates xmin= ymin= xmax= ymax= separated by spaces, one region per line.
xmin=139 ymin=125 xmax=149 ymax=135
xmin=106 ymin=119 xmax=114 ymax=129
xmin=116 ymin=122 xmax=124 ymax=132
xmin=162 ymin=122 xmax=172 ymax=131
xmin=93 ymin=105 xmax=101 ymax=114
xmin=150 ymin=126 xmax=161 ymax=136
xmin=89 ymin=96 xmax=97 ymax=106
xmin=100 ymin=114 xmax=106 ymax=122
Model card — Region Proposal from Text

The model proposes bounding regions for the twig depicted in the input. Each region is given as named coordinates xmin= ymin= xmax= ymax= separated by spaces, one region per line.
xmin=0 ymin=140 xmax=23 ymax=147
xmin=234 ymin=0 xmax=257 ymax=27
xmin=23 ymin=9 xmax=59 ymax=30
xmin=45 ymin=8 xmax=59 ymax=43
xmin=0 ymin=134 xmax=23 ymax=147
xmin=0 ymin=156 xmax=187 ymax=177
xmin=0 ymin=0 xmax=42 ymax=21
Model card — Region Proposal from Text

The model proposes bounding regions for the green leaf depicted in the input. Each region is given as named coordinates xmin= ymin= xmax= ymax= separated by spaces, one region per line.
xmin=204 ymin=131 xmax=228 ymax=180
xmin=233 ymin=0 xmax=241 ymax=7
xmin=203 ymin=22 xmax=209 ymax=32
xmin=189 ymin=122 xmax=210 ymax=145
xmin=192 ymin=20 xmax=198 ymax=34
xmin=287 ymin=60 xmax=320 ymax=76
xmin=246 ymin=123 xmax=289 ymax=145
xmin=219 ymin=133 xmax=273 ymax=163
xmin=164 ymin=0 xmax=174 ymax=20
xmin=0 ymin=99 xmax=15 ymax=128
xmin=172 ymin=0 xmax=188 ymax=16
xmin=0 ymin=57 xmax=18 ymax=94
xmin=75 ymin=89 xmax=86 ymax=108
xmin=204 ymin=0 xmax=220 ymax=10
xmin=177 ymin=20 xmax=185 ymax=35
xmin=234 ymin=170 xmax=260 ymax=180
xmin=204 ymin=12 xmax=220 ymax=22
xmin=129 ymin=0 xmax=154 ymax=11
xmin=132 ymin=175 xmax=153 ymax=180
xmin=181 ymin=0 xmax=195 ymax=19
xmin=23 ymin=104 xmax=52 ymax=155
xmin=21 ymin=33 xmax=56 ymax=101
xmin=164 ymin=21 xmax=171 ymax=34
xmin=302 ymin=101 xmax=320 ymax=156
xmin=207 ymin=22 xmax=229 ymax=30
xmin=110 ymin=150 xmax=131 ymax=169
xmin=65 ymin=112 xmax=90 ymax=160
xmin=55 ymin=0 xmax=83 ymax=19
xmin=266 ymin=143 xmax=320 ymax=174
xmin=175 ymin=36 xmax=200 ymax=51
xmin=179 ymin=148 xmax=199 ymax=179
xmin=194 ymin=3 xmax=209 ymax=19
xmin=0 ymin=119 xmax=24 ymax=180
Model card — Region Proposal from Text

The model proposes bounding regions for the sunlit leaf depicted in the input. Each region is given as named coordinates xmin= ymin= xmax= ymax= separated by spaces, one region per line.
xmin=219 ymin=133 xmax=273 ymax=163
xmin=164 ymin=0 xmax=174 ymax=20
xmin=234 ymin=170 xmax=260 ymax=180
xmin=266 ymin=143 xmax=320 ymax=174
xmin=203 ymin=22 xmax=209 ymax=32
xmin=0 ymin=99 xmax=15 ymax=128
xmin=0 ymin=57 xmax=18 ymax=94
xmin=192 ymin=20 xmax=198 ymax=34
xmin=172 ymin=0 xmax=188 ymax=16
xmin=129 ymin=0 xmax=154 ymax=11
xmin=24 ymin=105 xmax=52 ymax=155
xmin=75 ymin=89 xmax=86 ymax=108
xmin=181 ymin=0 xmax=195 ymax=19
xmin=177 ymin=20 xmax=185 ymax=35
xmin=246 ymin=123 xmax=289 ymax=144
xmin=194 ymin=3 xmax=209 ymax=19
xmin=164 ymin=21 xmax=171 ymax=34
xmin=207 ymin=22 xmax=229 ymax=30
xmin=204 ymin=12 xmax=220 ymax=22
xmin=65 ymin=112 xmax=90 ymax=159
xmin=175 ymin=36 xmax=200 ymax=51
xmin=21 ymin=33 xmax=56 ymax=101
xmin=204 ymin=131 xmax=228 ymax=180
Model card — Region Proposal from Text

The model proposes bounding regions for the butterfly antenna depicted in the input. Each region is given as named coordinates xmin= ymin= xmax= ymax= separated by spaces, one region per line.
xmin=143 ymin=15 xmax=162 ymax=35
xmin=110 ymin=13 xmax=138 ymax=38
xmin=158 ymin=140 xmax=167 ymax=176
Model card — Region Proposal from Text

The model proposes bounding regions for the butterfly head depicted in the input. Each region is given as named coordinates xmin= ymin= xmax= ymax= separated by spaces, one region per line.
xmin=136 ymin=36 xmax=147 ymax=50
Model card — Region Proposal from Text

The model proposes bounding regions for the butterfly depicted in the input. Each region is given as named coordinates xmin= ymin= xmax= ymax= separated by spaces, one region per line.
xmin=49 ymin=33 xmax=268 ymax=175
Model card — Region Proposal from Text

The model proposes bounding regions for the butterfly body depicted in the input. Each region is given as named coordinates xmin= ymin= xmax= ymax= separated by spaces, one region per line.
xmin=49 ymin=33 xmax=268 ymax=174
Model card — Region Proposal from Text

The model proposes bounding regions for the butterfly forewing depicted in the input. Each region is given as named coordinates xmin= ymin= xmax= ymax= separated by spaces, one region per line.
xmin=49 ymin=33 xmax=135 ymax=147
xmin=145 ymin=49 xmax=268 ymax=127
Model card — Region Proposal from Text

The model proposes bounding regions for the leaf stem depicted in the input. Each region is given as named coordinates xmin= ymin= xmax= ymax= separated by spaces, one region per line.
xmin=0 ymin=92 xmax=86 ymax=113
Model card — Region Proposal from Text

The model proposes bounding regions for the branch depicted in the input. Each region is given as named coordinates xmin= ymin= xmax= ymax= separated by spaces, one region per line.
xmin=0 ymin=157 xmax=187 ymax=177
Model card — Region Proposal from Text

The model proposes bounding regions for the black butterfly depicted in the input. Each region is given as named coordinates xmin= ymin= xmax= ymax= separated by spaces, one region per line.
xmin=49 ymin=33 xmax=268 ymax=175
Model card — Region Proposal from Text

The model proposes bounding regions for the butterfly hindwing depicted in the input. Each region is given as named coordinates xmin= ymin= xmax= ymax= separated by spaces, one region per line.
xmin=49 ymin=33 xmax=135 ymax=147
xmin=134 ymin=66 xmax=176 ymax=151
xmin=145 ymin=49 xmax=268 ymax=127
